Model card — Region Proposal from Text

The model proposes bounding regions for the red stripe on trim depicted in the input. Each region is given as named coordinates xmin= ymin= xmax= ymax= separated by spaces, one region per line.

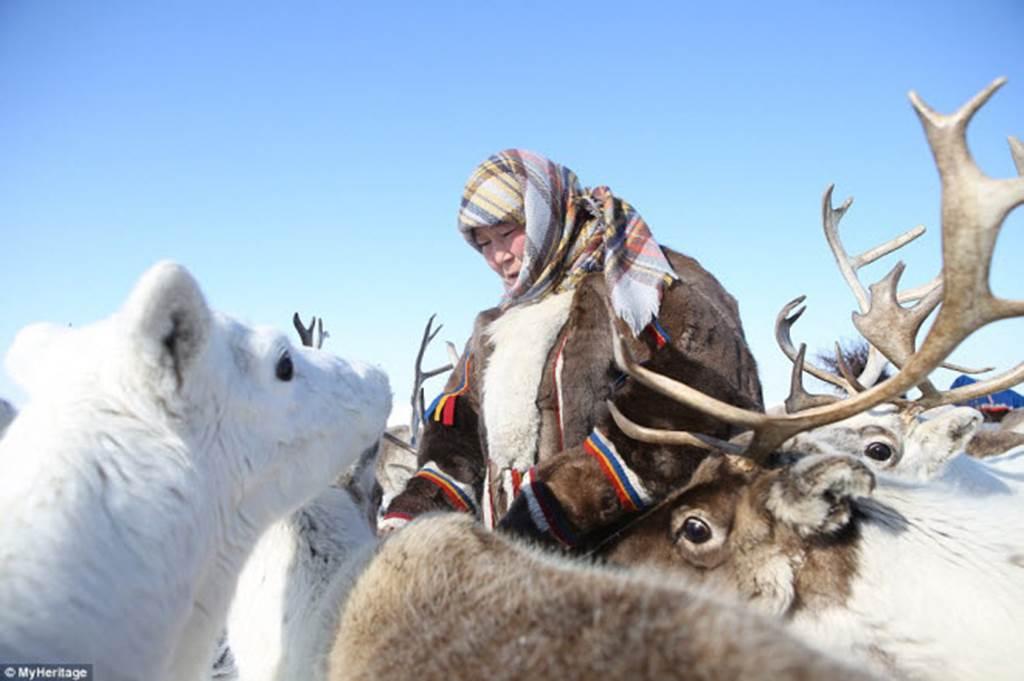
xmin=647 ymin=324 xmax=667 ymax=349
xmin=441 ymin=396 xmax=457 ymax=426
xmin=511 ymin=468 xmax=523 ymax=499
xmin=583 ymin=438 xmax=636 ymax=511
xmin=416 ymin=471 xmax=472 ymax=512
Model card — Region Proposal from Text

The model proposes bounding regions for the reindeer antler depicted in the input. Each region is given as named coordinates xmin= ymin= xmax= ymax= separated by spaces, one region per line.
xmin=292 ymin=313 xmax=329 ymax=349
xmin=612 ymin=78 xmax=1024 ymax=462
xmin=408 ymin=314 xmax=455 ymax=447
xmin=1008 ymin=136 xmax=1024 ymax=176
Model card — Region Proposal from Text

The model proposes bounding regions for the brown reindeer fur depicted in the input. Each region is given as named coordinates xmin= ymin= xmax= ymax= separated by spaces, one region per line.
xmin=999 ymin=408 xmax=1024 ymax=431
xmin=602 ymin=455 xmax=864 ymax=615
xmin=327 ymin=514 xmax=878 ymax=681
xmin=966 ymin=426 xmax=1024 ymax=458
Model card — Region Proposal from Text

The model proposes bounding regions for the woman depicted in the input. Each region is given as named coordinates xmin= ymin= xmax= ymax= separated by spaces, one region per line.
xmin=381 ymin=149 xmax=763 ymax=549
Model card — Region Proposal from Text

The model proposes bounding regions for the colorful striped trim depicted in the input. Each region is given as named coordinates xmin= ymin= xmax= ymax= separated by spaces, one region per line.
xmin=647 ymin=318 xmax=671 ymax=349
xmin=520 ymin=468 xmax=578 ymax=547
xmin=414 ymin=461 xmax=477 ymax=513
xmin=583 ymin=429 xmax=653 ymax=513
xmin=378 ymin=512 xmax=412 ymax=534
xmin=424 ymin=355 xmax=473 ymax=426
xmin=510 ymin=468 xmax=524 ymax=500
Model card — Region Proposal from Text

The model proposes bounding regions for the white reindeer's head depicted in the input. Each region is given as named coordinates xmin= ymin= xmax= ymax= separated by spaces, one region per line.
xmin=5 ymin=260 xmax=392 ymax=537
xmin=782 ymin=404 xmax=982 ymax=481
xmin=0 ymin=261 xmax=392 ymax=681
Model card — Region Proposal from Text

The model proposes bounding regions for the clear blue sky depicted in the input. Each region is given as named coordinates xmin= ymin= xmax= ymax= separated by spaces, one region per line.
xmin=2 ymin=1 xmax=1022 ymax=425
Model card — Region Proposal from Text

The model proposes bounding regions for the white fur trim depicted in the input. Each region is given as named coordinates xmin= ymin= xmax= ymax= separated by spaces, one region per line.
xmin=377 ymin=514 xmax=412 ymax=534
xmin=482 ymin=291 xmax=574 ymax=470
xmin=554 ymin=336 xmax=568 ymax=447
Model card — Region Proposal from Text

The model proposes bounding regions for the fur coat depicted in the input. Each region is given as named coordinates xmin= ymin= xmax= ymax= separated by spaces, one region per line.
xmin=382 ymin=248 xmax=763 ymax=549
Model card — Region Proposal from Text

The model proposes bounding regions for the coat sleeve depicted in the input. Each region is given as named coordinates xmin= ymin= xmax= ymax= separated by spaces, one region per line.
xmin=379 ymin=329 xmax=489 ymax=534
xmin=499 ymin=249 xmax=764 ymax=549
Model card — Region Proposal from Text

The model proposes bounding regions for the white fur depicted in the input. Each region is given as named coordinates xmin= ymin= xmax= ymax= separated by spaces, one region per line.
xmin=937 ymin=443 xmax=1024 ymax=494
xmin=482 ymin=291 xmax=573 ymax=469
xmin=0 ymin=261 xmax=391 ymax=681
xmin=226 ymin=486 xmax=378 ymax=681
xmin=774 ymin=456 xmax=1024 ymax=680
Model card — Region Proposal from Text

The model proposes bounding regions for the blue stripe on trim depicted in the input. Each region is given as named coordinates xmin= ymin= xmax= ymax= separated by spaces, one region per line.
xmin=419 ymin=465 xmax=476 ymax=511
xmin=424 ymin=393 xmax=443 ymax=420
xmin=588 ymin=432 xmax=647 ymax=511
xmin=652 ymin=318 xmax=671 ymax=343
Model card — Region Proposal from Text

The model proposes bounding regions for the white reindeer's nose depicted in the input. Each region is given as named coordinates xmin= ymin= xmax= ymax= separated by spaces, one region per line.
xmin=344 ymin=360 xmax=392 ymax=419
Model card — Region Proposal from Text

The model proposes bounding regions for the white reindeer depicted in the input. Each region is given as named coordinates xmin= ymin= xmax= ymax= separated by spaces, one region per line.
xmin=0 ymin=261 xmax=392 ymax=681
xmin=225 ymin=484 xmax=378 ymax=681
xmin=219 ymin=313 xmax=458 ymax=681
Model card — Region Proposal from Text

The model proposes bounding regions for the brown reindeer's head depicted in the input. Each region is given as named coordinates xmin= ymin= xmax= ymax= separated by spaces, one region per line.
xmin=605 ymin=453 xmax=873 ymax=617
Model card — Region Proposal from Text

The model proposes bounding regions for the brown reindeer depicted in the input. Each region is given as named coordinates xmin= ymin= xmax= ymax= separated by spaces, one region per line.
xmin=596 ymin=78 xmax=1024 ymax=681
xmin=327 ymin=513 xmax=880 ymax=681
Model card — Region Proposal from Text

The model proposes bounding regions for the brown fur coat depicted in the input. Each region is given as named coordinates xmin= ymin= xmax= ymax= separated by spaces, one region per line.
xmin=383 ymin=248 xmax=763 ymax=548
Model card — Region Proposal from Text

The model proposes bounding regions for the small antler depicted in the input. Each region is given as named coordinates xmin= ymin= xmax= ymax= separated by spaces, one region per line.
xmin=293 ymin=313 xmax=329 ymax=349
xmin=775 ymin=296 xmax=855 ymax=394
xmin=408 ymin=314 xmax=455 ymax=446
xmin=784 ymin=344 xmax=841 ymax=413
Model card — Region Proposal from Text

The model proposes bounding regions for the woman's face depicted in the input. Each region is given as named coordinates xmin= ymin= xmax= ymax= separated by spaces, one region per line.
xmin=473 ymin=222 xmax=526 ymax=290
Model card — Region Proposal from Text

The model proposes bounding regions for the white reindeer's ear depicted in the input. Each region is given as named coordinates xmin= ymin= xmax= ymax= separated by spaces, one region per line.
xmin=121 ymin=261 xmax=211 ymax=389
xmin=914 ymin=406 xmax=983 ymax=474
xmin=4 ymin=322 xmax=75 ymax=395
xmin=766 ymin=455 xmax=874 ymax=537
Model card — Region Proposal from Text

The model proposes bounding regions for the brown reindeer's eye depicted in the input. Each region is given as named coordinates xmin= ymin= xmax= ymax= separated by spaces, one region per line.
xmin=680 ymin=516 xmax=712 ymax=544
xmin=864 ymin=442 xmax=893 ymax=461
xmin=275 ymin=352 xmax=294 ymax=382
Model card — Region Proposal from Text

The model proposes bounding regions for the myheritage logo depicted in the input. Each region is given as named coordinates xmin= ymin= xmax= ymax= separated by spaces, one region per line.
xmin=0 ymin=666 xmax=91 ymax=681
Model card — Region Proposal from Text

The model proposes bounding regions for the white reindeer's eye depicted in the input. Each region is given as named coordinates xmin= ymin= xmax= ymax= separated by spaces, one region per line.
xmin=275 ymin=351 xmax=294 ymax=382
xmin=864 ymin=442 xmax=893 ymax=461
xmin=678 ymin=516 xmax=712 ymax=544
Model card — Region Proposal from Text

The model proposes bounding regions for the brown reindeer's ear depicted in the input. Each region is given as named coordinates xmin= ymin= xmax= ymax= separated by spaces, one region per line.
xmin=765 ymin=455 xmax=874 ymax=537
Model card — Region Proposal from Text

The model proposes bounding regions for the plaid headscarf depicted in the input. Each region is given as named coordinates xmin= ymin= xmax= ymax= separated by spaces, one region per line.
xmin=458 ymin=149 xmax=678 ymax=336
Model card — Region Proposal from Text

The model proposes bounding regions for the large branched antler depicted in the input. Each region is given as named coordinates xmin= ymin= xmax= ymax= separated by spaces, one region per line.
xmin=820 ymin=185 xmax=933 ymax=389
xmin=613 ymin=78 xmax=1024 ymax=462
xmin=777 ymin=180 xmax=991 ymax=403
